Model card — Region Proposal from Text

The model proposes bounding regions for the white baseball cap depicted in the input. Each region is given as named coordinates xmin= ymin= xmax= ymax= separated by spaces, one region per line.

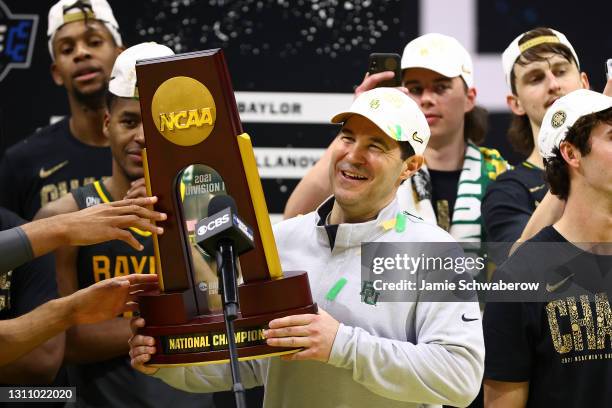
xmin=109 ymin=42 xmax=175 ymax=98
xmin=401 ymin=33 xmax=474 ymax=88
xmin=331 ymin=88 xmax=431 ymax=156
xmin=502 ymin=28 xmax=579 ymax=89
xmin=47 ymin=0 xmax=123 ymax=59
xmin=539 ymin=89 xmax=612 ymax=159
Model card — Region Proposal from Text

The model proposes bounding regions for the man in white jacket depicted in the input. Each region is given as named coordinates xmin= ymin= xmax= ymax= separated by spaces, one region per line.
xmin=129 ymin=88 xmax=484 ymax=407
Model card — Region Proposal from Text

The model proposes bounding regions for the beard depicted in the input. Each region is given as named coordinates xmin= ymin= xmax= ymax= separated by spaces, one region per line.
xmin=72 ymin=80 xmax=108 ymax=110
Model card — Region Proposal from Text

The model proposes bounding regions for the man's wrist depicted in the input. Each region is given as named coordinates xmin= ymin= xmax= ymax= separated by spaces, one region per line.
xmin=52 ymin=214 xmax=72 ymax=247
xmin=48 ymin=296 xmax=78 ymax=329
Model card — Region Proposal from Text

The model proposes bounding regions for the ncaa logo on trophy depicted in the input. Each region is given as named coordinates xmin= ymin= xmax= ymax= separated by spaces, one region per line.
xmin=135 ymin=49 xmax=317 ymax=366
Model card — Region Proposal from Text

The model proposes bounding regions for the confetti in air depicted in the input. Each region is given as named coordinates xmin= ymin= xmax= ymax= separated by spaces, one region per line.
xmin=135 ymin=0 xmax=404 ymax=58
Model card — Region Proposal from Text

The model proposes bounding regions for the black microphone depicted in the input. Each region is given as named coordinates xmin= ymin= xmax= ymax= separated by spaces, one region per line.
xmin=195 ymin=195 xmax=254 ymax=319
xmin=196 ymin=195 xmax=254 ymax=258
xmin=195 ymin=195 xmax=253 ymax=408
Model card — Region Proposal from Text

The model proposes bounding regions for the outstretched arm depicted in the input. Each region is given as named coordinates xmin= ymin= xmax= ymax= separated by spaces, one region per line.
xmin=28 ymin=196 xmax=166 ymax=257
xmin=0 ymin=274 xmax=158 ymax=366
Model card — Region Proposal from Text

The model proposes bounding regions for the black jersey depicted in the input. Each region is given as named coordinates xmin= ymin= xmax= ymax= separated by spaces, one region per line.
xmin=69 ymin=181 xmax=212 ymax=408
xmin=482 ymin=161 xmax=547 ymax=243
xmin=484 ymin=226 xmax=612 ymax=408
xmin=429 ymin=168 xmax=462 ymax=231
xmin=0 ymin=118 xmax=111 ymax=220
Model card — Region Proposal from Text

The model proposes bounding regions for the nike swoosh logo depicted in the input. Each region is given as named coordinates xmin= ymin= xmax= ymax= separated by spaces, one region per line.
xmin=546 ymin=273 xmax=575 ymax=293
xmin=461 ymin=314 xmax=478 ymax=322
xmin=39 ymin=160 xmax=69 ymax=179
xmin=412 ymin=131 xmax=424 ymax=144
xmin=529 ymin=184 xmax=546 ymax=193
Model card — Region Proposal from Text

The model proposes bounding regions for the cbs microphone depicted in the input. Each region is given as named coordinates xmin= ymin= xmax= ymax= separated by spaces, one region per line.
xmin=195 ymin=195 xmax=254 ymax=319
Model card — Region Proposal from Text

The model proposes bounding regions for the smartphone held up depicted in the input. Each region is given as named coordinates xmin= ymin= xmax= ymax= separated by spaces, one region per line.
xmin=368 ymin=53 xmax=402 ymax=88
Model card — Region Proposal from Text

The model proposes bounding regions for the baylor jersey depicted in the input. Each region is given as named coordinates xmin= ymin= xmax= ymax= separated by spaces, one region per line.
xmin=69 ymin=180 xmax=212 ymax=408
xmin=73 ymin=181 xmax=155 ymax=287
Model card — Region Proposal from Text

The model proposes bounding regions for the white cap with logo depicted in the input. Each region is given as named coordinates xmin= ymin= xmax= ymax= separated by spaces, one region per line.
xmin=109 ymin=42 xmax=175 ymax=98
xmin=502 ymin=28 xmax=579 ymax=89
xmin=538 ymin=89 xmax=612 ymax=159
xmin=47 ymin=0 xmax=123 ymax=59
xmin=401 ymin=33 xmax=474 ymax=88
xmin=331 ymin=88 xmax=430 ymax=156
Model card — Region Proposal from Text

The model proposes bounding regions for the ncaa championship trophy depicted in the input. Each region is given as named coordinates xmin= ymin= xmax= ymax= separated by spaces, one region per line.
xmin=135 ymin=49 xmax=317 ymax=367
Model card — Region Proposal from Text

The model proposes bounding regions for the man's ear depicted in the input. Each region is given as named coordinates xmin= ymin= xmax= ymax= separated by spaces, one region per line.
xmin=579 ymin=71 xmax=590 ymax=90
xmin=400 ymin=155 xmax=424 ymax=181
xmin=102 ymin=110 xmax=111 ymax=140
xmin=464 ymin=87 xmax=477 ymax=113
xmin=559 ymin=140 xmax=581 ymax=170
xmin=507 ymin=93 xmax=526 ymax=116
xmin=50 ymin=63 xmax=64 ymax=86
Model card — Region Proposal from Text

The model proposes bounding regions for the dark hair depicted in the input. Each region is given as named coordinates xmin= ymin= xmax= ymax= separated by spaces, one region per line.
xmin=464 ymin=105 xmax=488 ymax=145
xmin=508 ymin=27 xmax=579 ymax=155
xmin=457 ymin=79 xmax=488 ymax=145
xmin=105 ymin=90 xmax=118 ymax=110
xmin=545 ymin=107 xmax=612 ymax=200
xmin=398 ymin=141 xmax=415 ymax=160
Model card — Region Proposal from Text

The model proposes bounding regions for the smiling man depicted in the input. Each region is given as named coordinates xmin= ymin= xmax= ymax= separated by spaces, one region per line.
xmin=130 ymin=88 xmax=485 ymax=408
xmin=285 ymin=34 xmax=509 ymax=245
xmin=0 ymin=0 xmax=123 ymax=220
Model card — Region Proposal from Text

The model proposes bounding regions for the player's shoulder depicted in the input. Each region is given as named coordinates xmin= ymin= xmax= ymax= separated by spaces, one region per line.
xmin=489 ymin=162 xmax=545 ymax=192
xmin=34 ymin=192 xmax=79 ymax=220
xmin=3 ymin=119 xmax=69 ymax=160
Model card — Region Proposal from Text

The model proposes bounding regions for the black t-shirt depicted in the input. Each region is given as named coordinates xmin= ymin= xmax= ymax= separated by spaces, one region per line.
xmin=482 ymin=162 xmax=546 ymax=243
xmin=0 ymin=118 xmax=111 ymax=220
xmin=429 ymin=169 xmax=461 ymax=231
xmin=483 ymin=226 xmax=612 ymax=408
xmin=0 ymin=207 xmax=57 ymax=321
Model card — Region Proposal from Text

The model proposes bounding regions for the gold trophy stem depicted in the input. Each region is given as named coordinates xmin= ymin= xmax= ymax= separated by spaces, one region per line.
xmin=237 ymin=133 xmax=283 ymax=279
xmin=142 ymin=147 xmax=166 ymax=292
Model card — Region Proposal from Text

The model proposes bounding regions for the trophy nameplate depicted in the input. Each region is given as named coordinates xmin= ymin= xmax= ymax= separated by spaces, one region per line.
xmin=135 ymin=49 xmax=317 ymax=366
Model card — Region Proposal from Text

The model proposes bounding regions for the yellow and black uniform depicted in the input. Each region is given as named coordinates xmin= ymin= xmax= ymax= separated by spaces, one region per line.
xmin=0 ymin=118 xmax=111 ymax=220
xmin=69 ymin=181 xmax=213 ymax=408
xmin=73 ymin=181 xmax=155 ymax=286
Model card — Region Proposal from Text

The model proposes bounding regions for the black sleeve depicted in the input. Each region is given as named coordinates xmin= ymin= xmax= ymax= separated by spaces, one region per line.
xmin=482 ymin=177 xmax=533 ymax=243
xmin=10 ymin=252 xmax=57 ymax=318
xmin=483 ymin=278 xmax=532 ymax=382
xmin=0 ymin=227 xmax=34 ymax=273
xmin=0 ymin=207 xmax=57 ymax=318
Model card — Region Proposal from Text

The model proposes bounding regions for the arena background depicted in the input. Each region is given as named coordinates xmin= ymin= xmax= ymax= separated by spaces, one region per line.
xmin=0 ymin=0 xmax=610 ymax=221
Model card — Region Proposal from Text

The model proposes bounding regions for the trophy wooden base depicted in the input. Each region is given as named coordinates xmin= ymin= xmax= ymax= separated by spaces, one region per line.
xmin=137 ymin=271 xmax=318 ymax=366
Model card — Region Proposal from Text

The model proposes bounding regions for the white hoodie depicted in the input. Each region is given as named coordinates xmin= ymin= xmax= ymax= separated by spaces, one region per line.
xmin=154 ymin=197 xmax=484 ymax=408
